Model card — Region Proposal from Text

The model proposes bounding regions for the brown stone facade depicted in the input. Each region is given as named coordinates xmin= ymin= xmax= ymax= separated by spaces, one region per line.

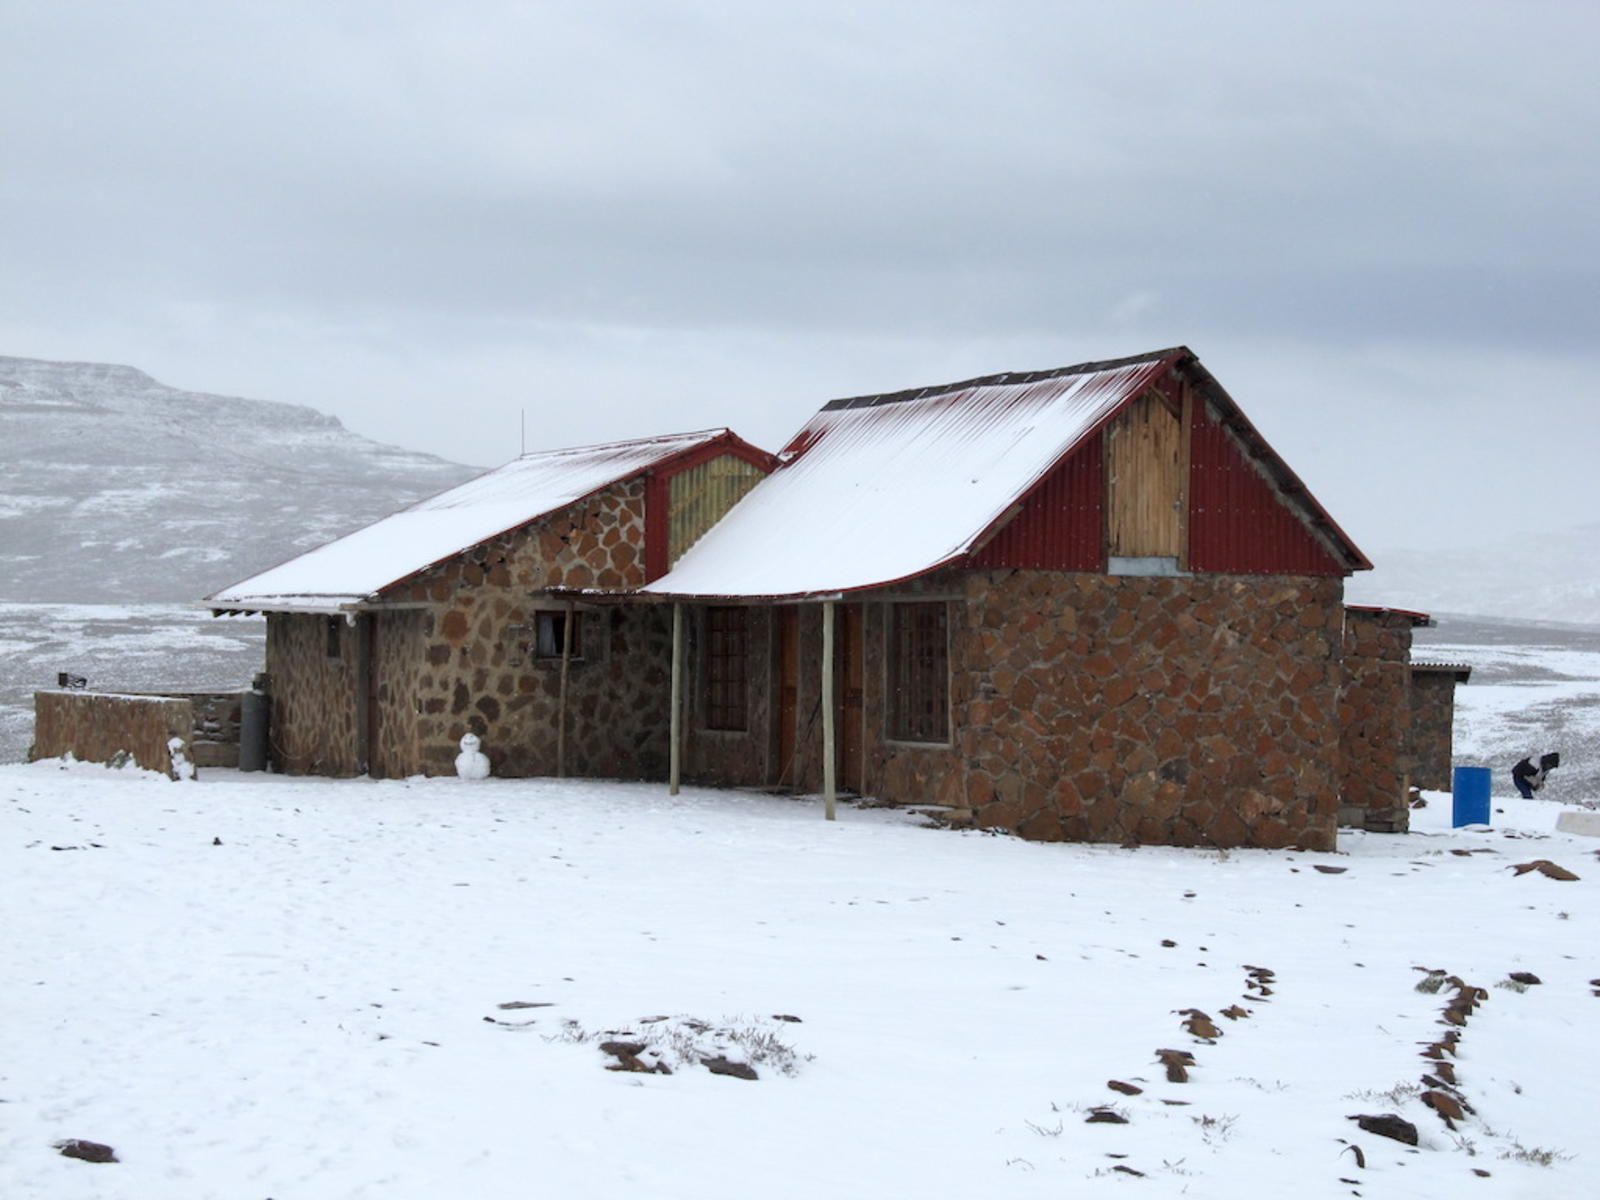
xmin=1407 ymin=667 xmax=1466 ymax=792
xmin=265 ymin=479 xmax=674 ymax=780
xmin=927 ymin=571 xmax=1342 ymax=849
xmin=1338 ymin=610 xmax=1415 ymax=832
xmin=31 ymin=690 xmax=195 ymax=778
xmin=670 ymin=570 xmax=1345 ymax=851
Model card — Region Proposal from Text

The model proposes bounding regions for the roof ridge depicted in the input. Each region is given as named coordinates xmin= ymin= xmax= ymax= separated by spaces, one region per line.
xmin=516 ymin=427 xmax=729 ymax=460
xmin=820 ymin=347 xmax=1188 ymax=413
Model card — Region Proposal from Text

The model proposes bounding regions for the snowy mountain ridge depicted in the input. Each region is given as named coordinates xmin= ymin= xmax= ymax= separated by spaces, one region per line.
xmin=0 ymin=355 xmax=480 ymax=603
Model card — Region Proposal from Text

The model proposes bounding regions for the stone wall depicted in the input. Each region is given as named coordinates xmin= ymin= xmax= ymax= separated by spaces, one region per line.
xmin=1407 ymin=669 xmax=1462 ymax=792
xmin=371 ymin=610 xmax=426 ymax=779
xmin=159 ymin=691 xmax=243 ymax=768
xmin=1339 ymin=610 xmax=1415 ymax=832
xmin=265 ymin=613 xmax=361 ymax=775
xmin=947 ymin=571 xmax=1343 ymax=849
xmin=30 ymin=690 xmax=194 ymax=778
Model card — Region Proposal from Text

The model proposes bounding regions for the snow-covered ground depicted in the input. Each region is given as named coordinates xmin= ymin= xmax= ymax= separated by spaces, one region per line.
xmin=4 ymin=761 xmax=1599 ymax=1199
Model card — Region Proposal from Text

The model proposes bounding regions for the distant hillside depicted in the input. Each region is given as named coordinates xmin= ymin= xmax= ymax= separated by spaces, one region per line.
xmin=0 ymin=356 xmax=480 ymax=603
xmin=1350 ymin=524 xmax=1600 ymax=627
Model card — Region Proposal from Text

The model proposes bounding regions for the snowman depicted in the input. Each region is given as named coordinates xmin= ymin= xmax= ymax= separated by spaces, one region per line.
xmin=455 ymin=732 xmax=491 ymax=780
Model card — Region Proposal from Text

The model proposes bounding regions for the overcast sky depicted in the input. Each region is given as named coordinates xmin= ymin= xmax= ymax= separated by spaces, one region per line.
xmin=3 ymin=1 xmax=1597 ymax=558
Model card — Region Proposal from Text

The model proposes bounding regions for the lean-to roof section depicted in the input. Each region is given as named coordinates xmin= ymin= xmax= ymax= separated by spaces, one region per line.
xmin=209 ymin=429 xmax=764 ymax=612
xmin=642 ymin=351 xmax=1179 ymax=600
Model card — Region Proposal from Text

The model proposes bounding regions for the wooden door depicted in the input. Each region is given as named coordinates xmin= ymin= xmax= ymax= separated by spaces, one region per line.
xmin=836 ymin=604 xmax=864 ymax=793
xmin=775 ymin=607 xmax=800 ymax=787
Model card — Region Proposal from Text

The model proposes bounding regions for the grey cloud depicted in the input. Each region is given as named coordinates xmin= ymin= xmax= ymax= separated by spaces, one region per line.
xmin=2 ymin=1 xmax=1597 ymax=557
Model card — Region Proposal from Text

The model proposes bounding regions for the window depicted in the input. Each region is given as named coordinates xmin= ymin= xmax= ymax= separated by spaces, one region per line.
xmin=888 ymin=602 xmax=948 ymax=743
xmin=326 ymin=616 xmax=341 ymax=659
xmin=534 ymin=611 xmax=584 ymax=660
xmin=704 ymin=606 xmax=748 ymax=731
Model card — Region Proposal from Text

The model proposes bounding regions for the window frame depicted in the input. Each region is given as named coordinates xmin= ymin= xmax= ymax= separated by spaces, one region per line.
xmin=702 ymin=605 xmax=749 ymax=732
xmin=533 ymin=610 xmax=585 ymax=661
xmin=886 ymin=601 xmax=950 ymax=745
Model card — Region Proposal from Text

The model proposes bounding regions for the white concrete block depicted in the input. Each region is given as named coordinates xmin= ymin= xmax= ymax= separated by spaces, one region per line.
xmin=1554 ymin=810 xmax=1600 ymax=837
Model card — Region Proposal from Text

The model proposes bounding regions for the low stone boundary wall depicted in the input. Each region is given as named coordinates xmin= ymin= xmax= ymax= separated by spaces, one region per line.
xmin=30 ymin=691 xmax=197 ymax=779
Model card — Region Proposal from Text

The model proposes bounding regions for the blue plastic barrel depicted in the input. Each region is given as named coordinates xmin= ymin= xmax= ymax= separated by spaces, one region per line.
xmin=1452 ymin=766 xmax=1491 ymax=827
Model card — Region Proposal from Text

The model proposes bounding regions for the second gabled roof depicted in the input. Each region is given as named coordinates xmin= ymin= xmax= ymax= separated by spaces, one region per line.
xmin=208 ymin=428 xmax=766 ymax=612
xmin=643 ymin=347 xmax=1365 ymax=600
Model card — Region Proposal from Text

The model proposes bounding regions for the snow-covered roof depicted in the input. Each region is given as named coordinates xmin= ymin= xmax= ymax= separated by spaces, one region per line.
xmin=209 ymin=429 xmax=747 ymax=612
xmin=642 ymin=352 xmax=1177 ymax=600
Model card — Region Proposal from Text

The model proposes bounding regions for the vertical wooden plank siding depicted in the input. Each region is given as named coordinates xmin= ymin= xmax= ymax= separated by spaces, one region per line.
xmin=667 ymin=455 xmax=767 ymax=567
xmin=1106 ymin=391 xmax=1182 ymax=557
xmin=970 ymin=437 xmax=1105 ymax=570
xmin=1187 ymin=400 xmax=1345 ymax=575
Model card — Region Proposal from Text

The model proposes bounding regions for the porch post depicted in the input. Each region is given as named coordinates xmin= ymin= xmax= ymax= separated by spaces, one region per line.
xmin=669 ymin=602 xmax=684 ymax=795
xmin=556 ymin=598 xmax=574 ymax=778
xmin=822 ymin=599 xmax=837 ymax=821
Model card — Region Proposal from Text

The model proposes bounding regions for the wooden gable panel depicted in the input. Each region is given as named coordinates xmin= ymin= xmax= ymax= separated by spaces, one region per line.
xmin=1106 ymin=390 xmax=1183 ymax=558
xmin=667 ymin=454 xmax=767 ymax=567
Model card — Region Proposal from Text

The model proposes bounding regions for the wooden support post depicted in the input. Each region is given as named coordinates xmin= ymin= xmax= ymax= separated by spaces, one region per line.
xmin=669 ymin=602 xmax=684 ymax=796
xmin=822 ymin=600 xmax=836 ymax=821
xmin=556 ymin=599 xmax=574 ymax=778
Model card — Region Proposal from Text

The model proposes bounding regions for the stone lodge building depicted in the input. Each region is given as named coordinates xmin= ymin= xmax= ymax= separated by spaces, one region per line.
xmin=209 ymin=346 xmax=1450 ymax=851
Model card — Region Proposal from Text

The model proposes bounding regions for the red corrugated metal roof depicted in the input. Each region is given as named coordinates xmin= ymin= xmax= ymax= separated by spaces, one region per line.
xmin=643 ymin=351 xmax=1179 ymax=599
xmin=642 ymin=346 xmax=1369 ymax=599
xmin=970 ymin=433 xmax=1106 ymax=571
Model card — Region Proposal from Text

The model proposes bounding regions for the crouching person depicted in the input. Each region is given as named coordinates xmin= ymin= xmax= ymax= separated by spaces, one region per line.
xmin=1511 ymin=752 xmax=1558 ymax=800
